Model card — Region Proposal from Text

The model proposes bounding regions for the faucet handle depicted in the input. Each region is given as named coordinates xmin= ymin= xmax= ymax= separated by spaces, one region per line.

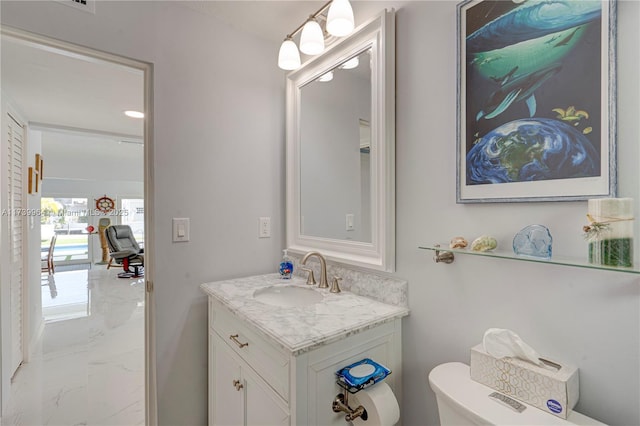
xmin=330 ymin=276 xmax=342 ymax=293
xmin=302 ymin=267 xmax=316 ymax=285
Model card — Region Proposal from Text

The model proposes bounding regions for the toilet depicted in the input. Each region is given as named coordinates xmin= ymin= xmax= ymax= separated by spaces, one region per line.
xmin=428 ymin=362 xmax=606 ymax=425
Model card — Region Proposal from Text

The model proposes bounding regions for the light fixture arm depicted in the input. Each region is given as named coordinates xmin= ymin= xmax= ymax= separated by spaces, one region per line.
xmin=284 ymin=0 xmax=333 ymax=39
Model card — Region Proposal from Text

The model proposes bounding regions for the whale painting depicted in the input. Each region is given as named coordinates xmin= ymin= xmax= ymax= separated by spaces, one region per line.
xmin=457 ymin=0 xmax=617 ymax=203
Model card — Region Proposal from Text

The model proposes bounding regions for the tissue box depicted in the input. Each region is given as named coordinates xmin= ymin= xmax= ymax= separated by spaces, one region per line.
xmin=470 ymin=344 xmax=579 ymax=419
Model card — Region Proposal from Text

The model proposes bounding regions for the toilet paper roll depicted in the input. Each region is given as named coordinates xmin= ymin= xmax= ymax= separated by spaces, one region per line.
xmin=351 ymin=382 xmax=400 ymax=426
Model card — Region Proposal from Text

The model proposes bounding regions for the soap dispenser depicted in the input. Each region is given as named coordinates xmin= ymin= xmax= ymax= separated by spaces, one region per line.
xmin=279 ymin=249 xmax=293 ymax=279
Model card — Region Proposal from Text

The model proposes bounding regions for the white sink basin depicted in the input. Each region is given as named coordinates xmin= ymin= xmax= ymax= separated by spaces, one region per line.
xmin=253 ymin=285 xmax=324 ymax=307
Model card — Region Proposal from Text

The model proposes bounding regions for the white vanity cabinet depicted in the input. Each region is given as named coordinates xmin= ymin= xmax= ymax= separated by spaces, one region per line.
xmin=207 ymin=298 xmax=404 ymax=426
xmin=209 ymin=332 xmax=289 ymax=426
xmin=209 ymin=301 xmax=290 ymax=426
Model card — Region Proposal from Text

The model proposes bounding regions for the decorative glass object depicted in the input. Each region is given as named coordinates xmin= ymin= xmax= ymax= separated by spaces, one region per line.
xmin=585 ymin=198 xmax=634 ymax=267
xmin=513 ymin=225 xmax=553 ymax=259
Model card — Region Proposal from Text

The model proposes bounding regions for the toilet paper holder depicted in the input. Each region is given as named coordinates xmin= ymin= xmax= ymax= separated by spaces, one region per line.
xmin=332 ymin=391 xmax=368 ymax=422
xmin=332 ymin=358 xmax=392 ymax=423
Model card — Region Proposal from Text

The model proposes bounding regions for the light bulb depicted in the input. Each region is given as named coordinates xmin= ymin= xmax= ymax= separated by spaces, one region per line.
xmin=326 ymin=0 xmax=354 ymax=37
xmin=340 ymin=56 xmax=359 ymax=70
xmin=300 ymin=18 xmax=325 ymax=55
xmin=317 ymin=71 xmax=334 ymax=82
xmin=278 ymin=37 xmax=301 ymax=70
xmin=124 ymin=110 xmax=144 ymax=118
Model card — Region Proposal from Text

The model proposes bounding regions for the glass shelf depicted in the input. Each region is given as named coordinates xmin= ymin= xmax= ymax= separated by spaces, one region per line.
xmin=419 ymin=244 xmax=640 ymax=275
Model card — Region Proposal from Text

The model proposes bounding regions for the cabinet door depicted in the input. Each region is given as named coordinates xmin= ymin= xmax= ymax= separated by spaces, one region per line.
xmin=210 ymin=332 xmax=290 ymax=426
xmin=210 ymin=333 xmax=244 ymax=426
xmin=244 ymin=363 xmax=290 ymax=426
xmin=303 ymin=321 xmax=401 ymax=426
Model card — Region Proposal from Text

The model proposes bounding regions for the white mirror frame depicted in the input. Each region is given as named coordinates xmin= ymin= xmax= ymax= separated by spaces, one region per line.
xmin=286 ymin=9 xmax=395 ymax=272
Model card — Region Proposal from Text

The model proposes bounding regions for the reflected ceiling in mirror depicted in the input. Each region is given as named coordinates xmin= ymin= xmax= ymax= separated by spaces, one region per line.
xmin=286 ymin=9 xmax=396 ymax=272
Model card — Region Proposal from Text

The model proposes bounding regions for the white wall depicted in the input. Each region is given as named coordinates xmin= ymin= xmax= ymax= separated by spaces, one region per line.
xmin=1 ymin=2 xmax=285 ymax=425
xmin=41 ymin=131 xmax=143 ymax=182
xmin=395 ymin=2 xmax=639 ymax=425
xmin=1 ymin=1 xmax=638 ymax=426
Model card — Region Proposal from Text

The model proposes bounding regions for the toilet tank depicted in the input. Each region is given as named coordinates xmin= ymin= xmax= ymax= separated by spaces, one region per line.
xmin=428 ymin=362 xmax=606 ymax=426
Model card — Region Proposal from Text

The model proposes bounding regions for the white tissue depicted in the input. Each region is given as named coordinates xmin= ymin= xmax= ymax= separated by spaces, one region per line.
xmin=482 ymin=328 xmax=543 ymax=367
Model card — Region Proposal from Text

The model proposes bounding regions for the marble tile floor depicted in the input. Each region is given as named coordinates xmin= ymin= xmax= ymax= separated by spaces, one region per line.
xmin=1 ymin=267 xmax=145 ymax=426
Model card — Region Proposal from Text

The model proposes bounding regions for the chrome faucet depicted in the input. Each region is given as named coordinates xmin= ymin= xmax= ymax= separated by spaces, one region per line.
xmin=300 ymin=251 xmax=328 ymax=289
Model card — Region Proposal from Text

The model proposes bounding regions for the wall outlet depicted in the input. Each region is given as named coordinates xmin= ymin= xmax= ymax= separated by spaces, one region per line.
xmin=259 ymin=217 xmax=271 ymax=238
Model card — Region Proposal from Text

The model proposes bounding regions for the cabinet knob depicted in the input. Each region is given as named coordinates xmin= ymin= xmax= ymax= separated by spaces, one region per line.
xmin=232 ymin=379 xmax=244 ymax=391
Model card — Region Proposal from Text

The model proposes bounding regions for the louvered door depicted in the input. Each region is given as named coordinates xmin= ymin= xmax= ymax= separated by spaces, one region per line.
xmin=7 ymin=113 xmax=25 ymax=377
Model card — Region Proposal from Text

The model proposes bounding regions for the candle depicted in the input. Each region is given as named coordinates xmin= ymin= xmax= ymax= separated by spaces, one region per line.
xmin=587 ymin=198 xmax=634 ymax=267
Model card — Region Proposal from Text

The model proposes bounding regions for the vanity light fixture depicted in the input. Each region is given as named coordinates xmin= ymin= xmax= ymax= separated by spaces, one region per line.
xmin=339 ymin=56 xmax=359 ymax=70
xmin=317 ymin=71 xmax=334 ymax=82
xmin=277 ymin=0 xmax=355 ymax=70
xmin=300 ymin=16 xmax=325 ymax=55
xmin=124 ymin=110 xmax=144 ymax=118
xmin=326 ymin=0 xmax=355 ymax=36
xmin=278 ymin=36 xmax=301 ymax=70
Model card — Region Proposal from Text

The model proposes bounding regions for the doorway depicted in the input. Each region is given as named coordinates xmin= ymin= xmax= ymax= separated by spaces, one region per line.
xmin=0 ymin=27 xmax=155 ymax=423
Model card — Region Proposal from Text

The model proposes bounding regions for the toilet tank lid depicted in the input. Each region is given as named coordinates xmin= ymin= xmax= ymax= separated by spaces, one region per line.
xmin=428 ymin=362 xmax=606 ymax=426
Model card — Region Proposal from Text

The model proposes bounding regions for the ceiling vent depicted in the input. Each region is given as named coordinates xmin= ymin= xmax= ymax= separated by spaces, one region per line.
xmin=54 ymin=0 xmax=96 ymax=14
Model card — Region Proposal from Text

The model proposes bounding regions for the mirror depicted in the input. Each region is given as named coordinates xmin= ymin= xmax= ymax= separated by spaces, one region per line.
xmin=286 ymin=10 xmax=395 ymax=271
xmin=300 ymin=50 xmax=372 ymax=243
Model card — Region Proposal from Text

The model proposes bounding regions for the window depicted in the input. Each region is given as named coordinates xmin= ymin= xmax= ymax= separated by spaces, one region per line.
xmin=120 ymin=198 xmax=144 ymax=245
xmin=41 ymin=197 xmax=90 ymax=263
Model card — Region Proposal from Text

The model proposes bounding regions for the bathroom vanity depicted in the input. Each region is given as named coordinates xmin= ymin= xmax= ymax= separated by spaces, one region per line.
xmin=201 ymin=11 xmax=405 ymax=423
xmin=201 ymin=274 xmax=408 ymax=426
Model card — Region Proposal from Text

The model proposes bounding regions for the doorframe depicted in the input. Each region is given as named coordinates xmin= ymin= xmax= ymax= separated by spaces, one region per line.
xmin=0 ymin=26 xmax=157 ymax=424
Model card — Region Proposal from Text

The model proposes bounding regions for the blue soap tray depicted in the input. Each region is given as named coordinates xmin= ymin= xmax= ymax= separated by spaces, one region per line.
xmin=335 ymin=358 xmax=391 ymax=393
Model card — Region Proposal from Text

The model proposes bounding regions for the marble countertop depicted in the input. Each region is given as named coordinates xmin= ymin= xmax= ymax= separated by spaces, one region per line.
xmin=201 ymin=274 xmax=409 ymax=355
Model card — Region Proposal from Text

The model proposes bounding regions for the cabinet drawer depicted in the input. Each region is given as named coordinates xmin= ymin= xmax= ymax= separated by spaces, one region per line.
xmin=210 ymin=301 xmax=290 ymax=402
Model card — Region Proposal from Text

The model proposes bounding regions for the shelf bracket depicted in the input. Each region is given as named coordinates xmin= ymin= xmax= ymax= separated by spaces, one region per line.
xmin=433 ymin=244 xmax=454 ymax=264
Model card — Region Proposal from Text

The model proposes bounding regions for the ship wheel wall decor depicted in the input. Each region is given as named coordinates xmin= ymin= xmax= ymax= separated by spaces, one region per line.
xmin=95 ymin=195 xmax=115 ymax=213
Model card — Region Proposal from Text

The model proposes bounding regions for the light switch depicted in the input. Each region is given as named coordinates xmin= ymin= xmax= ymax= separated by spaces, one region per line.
xmin=173 ymin=218 xmax=190 ymax=242
xmin=346 ymin=214 xmax=355 ymax=231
